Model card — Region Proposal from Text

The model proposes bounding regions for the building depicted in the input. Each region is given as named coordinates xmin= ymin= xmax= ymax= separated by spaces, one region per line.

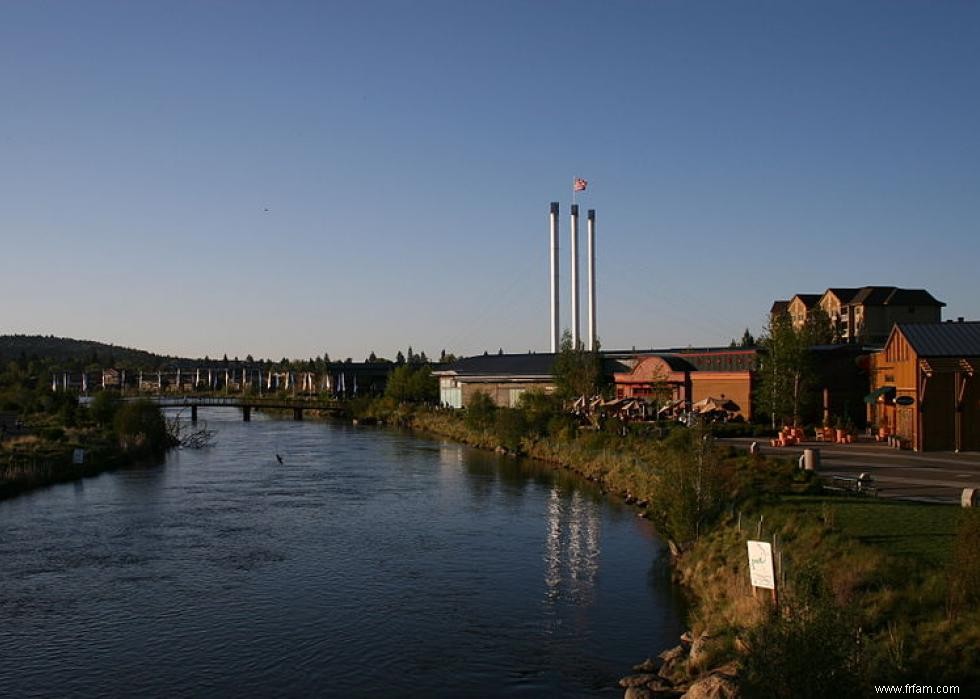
xmin=773 ymin=286 xmax=945 ymax=345
xmin=868 ymin=321 xmax=980 ymax=451
xmin=787 ymin=294 xmax=823 ymax=329
xmin=434 ymin=354 xmax=559 ymax=408
xmin=612 ymin=348 xmax=758 ymax=420
xmin=820 ymin=287 xmax=945 ymax=345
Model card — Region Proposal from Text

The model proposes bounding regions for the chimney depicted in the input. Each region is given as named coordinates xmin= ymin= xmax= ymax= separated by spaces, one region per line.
xmin=587 ymin=209 xmax=597 ymax=351
xmin=549 ymin=202 xmax=560 ymax=353
xmin=570 ymin=204 xmax=580 ymax=348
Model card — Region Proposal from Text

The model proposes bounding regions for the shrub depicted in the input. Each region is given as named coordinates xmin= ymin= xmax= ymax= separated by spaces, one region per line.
xmin=464 ymin=392 xmax=496 ymax=431
xmin=113 ymin=400 xmax=172 ymax=452
xmin=41 ymin=426 xmax=66 ymax=442
xmin=89 ymin=391 xmax=121 ymax=427
xmin=742 ymin=565 xmax=869 ymax=698
xmin=494 ymin=408 xmax=528 ymax=452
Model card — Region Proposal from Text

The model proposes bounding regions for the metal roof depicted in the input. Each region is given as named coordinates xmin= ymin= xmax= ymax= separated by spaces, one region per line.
xmin=437 ymin=353 xmax=557 ymax=376
xmin=897 ymin=322 xmax=980 ymax=357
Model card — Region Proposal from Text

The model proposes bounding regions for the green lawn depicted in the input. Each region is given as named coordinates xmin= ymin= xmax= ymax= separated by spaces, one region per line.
xmin=784 ymin=495 xmax=962 ymax=566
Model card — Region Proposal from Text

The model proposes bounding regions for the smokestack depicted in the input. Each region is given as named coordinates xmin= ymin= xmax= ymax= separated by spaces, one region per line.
xmin=570 ymin=204 xmax=580 ymax=348
xmin=549 ymin=202 xmax=560 ymax=353
xmin=587 ymin=209 xmax=596 ymax=351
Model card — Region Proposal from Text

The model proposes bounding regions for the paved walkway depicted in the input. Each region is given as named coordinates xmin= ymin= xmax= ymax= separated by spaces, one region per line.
xmin=718 ymin=437 xmax=980 ymax=505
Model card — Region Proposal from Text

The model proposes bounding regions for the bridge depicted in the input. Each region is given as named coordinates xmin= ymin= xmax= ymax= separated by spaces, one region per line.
xmin=138 ymin=396 xmax=348 ymax=422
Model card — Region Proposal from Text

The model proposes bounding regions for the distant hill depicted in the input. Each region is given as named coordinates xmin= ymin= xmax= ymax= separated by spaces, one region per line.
xmin=0 ymin=334 xmax=182 ymax=369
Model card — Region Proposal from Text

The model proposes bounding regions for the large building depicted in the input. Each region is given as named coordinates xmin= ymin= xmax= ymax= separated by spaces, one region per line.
xmin=868 ymin=321 xmax=980 ymax=451
xmin=435 ymin=348 xmax=759 ymax=419
xmin=434 ymin=353 xmax=560 ymax=409
xmin=772 ymin=286 xmax=945 ymax=345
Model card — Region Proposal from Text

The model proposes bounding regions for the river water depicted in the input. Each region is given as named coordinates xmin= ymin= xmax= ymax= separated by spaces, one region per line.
xmin=0 ymin=409 xmax=684 ymax=697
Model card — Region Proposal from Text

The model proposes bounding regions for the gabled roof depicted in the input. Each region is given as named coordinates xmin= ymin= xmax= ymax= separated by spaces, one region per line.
xmin=835 ymin=286 xmax=945 ymax=308
xmin=770 ymin=300 xmax=790 ymax=315
xmin=791 ymin=294 xmax=822 ymax=308
xmin=895 ymin=322 xmax=980 ymax=357
xmin=851 ymin=286 xmax=897 ymax=305
xmin=824 ymin=287 xmax=862 ymax=304
xmin=884 ymin=288 xmax=945 ymax=307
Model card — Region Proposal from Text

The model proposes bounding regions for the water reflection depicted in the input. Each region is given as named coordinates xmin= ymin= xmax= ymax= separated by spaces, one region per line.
xmin=544 ymin=485 xmax=601 ymax=607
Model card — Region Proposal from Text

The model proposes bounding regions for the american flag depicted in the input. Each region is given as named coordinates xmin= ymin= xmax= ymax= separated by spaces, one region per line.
xmin=573 ymin=177 xmax=588 ymax=192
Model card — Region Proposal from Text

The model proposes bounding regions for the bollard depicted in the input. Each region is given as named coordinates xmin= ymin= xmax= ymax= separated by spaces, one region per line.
xmin=803 ymin=448 xmax=820 ymax=472
xmin=962 ymin=488 xmax=978 ymax=508
xmin=749 ymin=441 xmax=759 ymax=456
xmin=798 ymin=454 xmax=806 ymax=470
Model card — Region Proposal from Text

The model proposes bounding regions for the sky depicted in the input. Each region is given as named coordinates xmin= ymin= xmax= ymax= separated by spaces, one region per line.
xmin=2 ymin=1 xmax=978 ymax=361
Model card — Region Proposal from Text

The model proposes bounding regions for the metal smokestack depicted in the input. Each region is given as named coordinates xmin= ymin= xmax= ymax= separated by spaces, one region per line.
xmin=587 ymin=209 xmax=596 ymax=351
xmin=549 ymin=202 xmax=560 ymax=353
xmin=570 ymin=204 xmax=580 ymax=348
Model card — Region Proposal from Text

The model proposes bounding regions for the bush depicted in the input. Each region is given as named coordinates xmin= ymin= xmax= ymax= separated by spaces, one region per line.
xmin=494 ymin=408 xmax=528 ymax=452
xmin=742 ymin=565 xmax=869 ymax=698
xmin=113 ymin=400 xmax=172 ymax=453
xmin=464 ymin=392 xmax=496 ymax=431
xmin=89 ymin=391 xmax=121 ymax=427
xmin=516 ymin=390 xmax=559 ymax=437
xmin=41 ymin=426 xmax=66 ymax=442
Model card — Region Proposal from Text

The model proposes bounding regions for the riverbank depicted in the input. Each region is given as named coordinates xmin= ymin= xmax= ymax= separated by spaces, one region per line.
xmin=0 ymin=399 xmax=177 ymax=501
xmin=396 ymin=407 xmax=980 ymax=694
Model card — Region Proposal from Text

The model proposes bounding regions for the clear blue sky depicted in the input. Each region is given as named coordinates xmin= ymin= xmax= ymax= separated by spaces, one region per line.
xmin=2 ymin=1 xmax=978 ymax=361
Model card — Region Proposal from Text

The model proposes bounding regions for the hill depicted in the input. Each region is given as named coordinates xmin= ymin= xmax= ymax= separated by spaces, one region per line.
xmin=0 ymin=335 xmax=181 ymax=369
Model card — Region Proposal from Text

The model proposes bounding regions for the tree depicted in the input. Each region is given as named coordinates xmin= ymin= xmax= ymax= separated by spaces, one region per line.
xmin=552 ymin=330 xmax=603 ymax=400
xmin=395 ymin=351 xmax=405 ymax=365
xmin=755 ymin=311 xmax=822 ymax=427
xmin=648 ymin=421 xmax=725 ymax=545
xmin=367 ymin=351 xmax=378 ymax=363
xmin=384 ymin=364 xmax=437 ymax=403
xmin=741 ymin=328 xmax=756 ymax=347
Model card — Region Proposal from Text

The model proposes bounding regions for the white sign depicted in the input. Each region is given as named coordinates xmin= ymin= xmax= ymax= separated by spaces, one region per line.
xmin=72 ymin=449 xmax=86 ymax=465
xmin=747 ymin=540 xmax=775 ymax=589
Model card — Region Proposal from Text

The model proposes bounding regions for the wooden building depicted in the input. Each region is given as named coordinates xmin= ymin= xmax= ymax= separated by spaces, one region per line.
xmin=869 ymin=321 xmax=980 ymax=452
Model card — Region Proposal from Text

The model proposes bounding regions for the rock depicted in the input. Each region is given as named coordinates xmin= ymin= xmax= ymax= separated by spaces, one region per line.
xmin=711 ymin=662 xmax=739 ymax=681
xmin=680 ymin=672 xmax=738 ymax=699
xmin=658 ymin=645 xmax=686 ymax=666
xmin=624 ymin=687 xmax=655 ymax=699
xmin=657 ymin=645 xmax=688 ymax=683
xmin=632 ymin=658 xmax=663 ymax=673
xmin=688 ymin=632 xmax=712 ymax=672
xmin=620 ymin=673 xmax=660 ymax=688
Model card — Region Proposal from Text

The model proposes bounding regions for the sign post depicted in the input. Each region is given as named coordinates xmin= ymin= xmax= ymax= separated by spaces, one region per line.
xmin=747 ymin=540 xmax=777 ymax=605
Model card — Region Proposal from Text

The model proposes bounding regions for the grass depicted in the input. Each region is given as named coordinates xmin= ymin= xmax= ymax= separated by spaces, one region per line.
xmin=782 ymin=495 xmax=960 ymax=566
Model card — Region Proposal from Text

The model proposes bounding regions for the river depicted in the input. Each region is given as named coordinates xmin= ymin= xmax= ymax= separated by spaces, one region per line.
xmin=0 ymin=409 xmax=684 ymax=696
